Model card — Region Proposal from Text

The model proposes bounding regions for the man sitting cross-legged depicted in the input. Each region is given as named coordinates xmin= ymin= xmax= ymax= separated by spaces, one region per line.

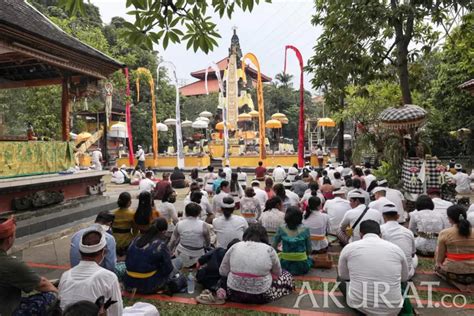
xmin=0 ymin=217 xmax=58 ymax=316
xmin=59 ymin=227 xmax=123 ymax=315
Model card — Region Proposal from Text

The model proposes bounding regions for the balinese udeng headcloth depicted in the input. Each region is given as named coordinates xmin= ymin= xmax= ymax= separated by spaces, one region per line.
xmin=0 ymin=217 xmax=15 ymax=239
xmin=79 ymin=227 xmax=106 ymax=253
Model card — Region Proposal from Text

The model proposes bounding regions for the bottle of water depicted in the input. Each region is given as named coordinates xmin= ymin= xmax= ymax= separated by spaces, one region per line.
xmin=187 ymin=272 xmax=195 ymax=294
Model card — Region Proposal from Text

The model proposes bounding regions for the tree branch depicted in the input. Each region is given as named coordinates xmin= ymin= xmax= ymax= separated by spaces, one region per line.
xmin=373 ymin=39 xmax=399 ymax=68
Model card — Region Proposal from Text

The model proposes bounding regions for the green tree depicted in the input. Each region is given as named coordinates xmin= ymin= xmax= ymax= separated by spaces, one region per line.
xmin=61 ymin=0 xmax=270 ymax=52
xmin=274 ymin=72 xmax=294 ymax=89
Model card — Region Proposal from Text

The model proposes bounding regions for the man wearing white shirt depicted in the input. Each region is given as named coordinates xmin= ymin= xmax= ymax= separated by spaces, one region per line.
xmin=428 ymin=187 xmax=453 ymax=228
xmin=338 ymin=220 xmax=409 ymax=315
xmin=368 ymin=187 xmax=395 ymax=214
xmin=381 ymin=204 xmax=417 ymax=279
xmin=283 ymin=181 xmax=300 ymax=207
xmin=135 ymin=145 xmax=145 ymax=171
xmin=91 ymin=148 xmax=103 ymax=171
xmin=251 ymin=180 xmax=268 ymax=210
xmin=348 ymin=178 xmax=370 ymax=206
xmin=323 ymin=190 xmax=351 ymax=235
xmin=212 ymin=181 xmax=231 ymax=216
xmin=468 ymin=204 xmax=474 ymax=226
xmin=272 ymin=165 xmax=286 ymax=183
xmin=363 ymin=169 xmax=376 ymax=190
xmin=453 ymin=168 xmax=471 ymax=194
xmin=287 ymin=163 xmax=299 ymax=182
xmin=327 ymin=165 xmax=336 ymax=182
xmin=138 ymin=171 xmax=156 ymax=193
xmin=379 ymin=179 xmax=407 ymax=223
xmin=59 ymin=228 xmax=123 ymax=315
xmin=223 ymin=164 xmax=232 ymax=182
xmin=339 ymin=190 xmax=383 ymax=242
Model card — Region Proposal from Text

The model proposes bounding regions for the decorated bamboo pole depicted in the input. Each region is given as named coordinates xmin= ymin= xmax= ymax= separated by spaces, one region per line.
xmin=135 ymin=68 xmax=158 ymax=165
xmin=123 ymin=68 xmax=135 ymax=166
xmin=284 ymin=45 xmax=305 ymax=168
xmin=242 ymin=53 xmax=266 ymax=161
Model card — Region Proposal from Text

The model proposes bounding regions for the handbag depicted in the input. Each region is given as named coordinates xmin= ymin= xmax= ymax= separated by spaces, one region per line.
xmin=336 ymin=206 xmax=369 ymax=246
xmin=165 ymin=273 xmax=187 ymax=295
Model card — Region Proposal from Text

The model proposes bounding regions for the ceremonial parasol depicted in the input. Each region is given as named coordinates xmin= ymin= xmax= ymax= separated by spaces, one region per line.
xmin=182 ymin=120 xmax=193 ymax=128
xmin=75 ymin=132 xmax=92 ymax=144
xmin=164 ymin=118 xmax=177 ymax=126
xmin=109 ymin=122 xmax=128 ymax=138
xmin=317 ymin=118 xmax=336 ymax=127
xmin=379 ymin=104 xmax=427 ymax=130
xmin=272 ymin=113 xmax=287 ymax=120
xmin=156 ymin=122 xmax=168 ymax=132
xmin=216 ymin=121 xmax=234 ymax=131
xmin=199 ymin=111 xmax=213 ymax=118
xmin=238 ymin=113 xmax=252 ymax=122
xmin=265 ymin=119 xmax=283 ymax=129
xmin=280 ymin=117 xmax=289 ymax=124
xmin=192 ymin=120 xmax=208 ymax=129
xmin=249 ymin=110 xmax=259 ymax=118
xmin=197 ymin=116 xmax=210 ymax=123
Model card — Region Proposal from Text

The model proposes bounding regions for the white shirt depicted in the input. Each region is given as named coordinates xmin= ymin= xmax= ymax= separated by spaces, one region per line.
xmin=223 ymin=167 xmax=232 ymax=181
xmin=386 ymin=188 xmax=406 ymax=222
xmin=111 ymin=170 xmax=125 ymax=184
xmin=213 ymin=215 xmax=249 ymax=248
xmin=432 ymin=197 xmax=453 ymax=228
xmin=272 ymin=167 xmax=286 ymax=183
xmin=468 ymin=205 xmax=474 ymax=225
xmin=252 ymin=186 xmax=268 ymax=209
xmin=301 ymin=190 xmax=325 ymax=205
xmin=212 ymin=191 xmax=231 ymax=215
xmin=453 ymin=172 xmax=471 ymax=193
xmin=409 ymin=209 xmax=446 ymax=254
xmin=259 ymin=208 xmax=285 ymax=232
xmin=287 ymin=167 xmax=299 ymax=181
xmin=369 ymin=196 xmax=395 ymax=214
xmin=381 ymin=221 xmax=417 ymax=278
xmin=237 ymin=172 xmax=247 ymax=187
xmin=364 ymin=174 xmax=376 ymax=189
xmin=285 ymin=189 xmax=300 ymax=207
xmin=136 ymin=148 xmax=145 ymax=161
xmin=339 ymin=204 xmax=383 ymax=242
xmin=159 ymin=201 xmax=179 ymax=229
xmin=338 ymin=234 xmax=408 ymax=316
xmin=332 ymin=179 xmax=345 ymax=190
xmin=138 ymin=178 xmax=155 ymax=192
xmin=327 ymin=169 xmax=336 ymax=182
xmin=91 ymin=150 xmax=102 ymax=163
xmin=59 ymin=261 xmax=123 ymax=316
xmin=323 ymin=197 xmax=351 ymax=234
xmin=302 ymin=211 xmax=330 ymax=251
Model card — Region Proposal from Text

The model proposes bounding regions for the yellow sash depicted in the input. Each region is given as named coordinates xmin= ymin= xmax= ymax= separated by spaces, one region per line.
xmin=278 ymin=252 xmax=307 ymax=261
xmin=126 ymin=270 xmax=157 ymax=279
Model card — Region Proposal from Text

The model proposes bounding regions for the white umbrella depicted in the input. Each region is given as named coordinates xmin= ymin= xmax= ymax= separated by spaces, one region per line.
xmin=199 ymin=111 xmax=213 ymax=118
xmin=182 ymin=120 xmax=193 ymax=128
xmin=164 ymin=118 xmax=177 ymax=126
xmin=197 ymin=116 xmax=210 ymax=123
xmin=192 ymin=120 xmax=208 ymax=129
xmin=156 ymin=122 xmax=169 ymax=132
xmin=343 ymin=134 xmax=352 ymax=140
xmin=109 ymin=122 xmax=128 ymax=138
xmin=69 ymin=132 xmax=77 ymax=140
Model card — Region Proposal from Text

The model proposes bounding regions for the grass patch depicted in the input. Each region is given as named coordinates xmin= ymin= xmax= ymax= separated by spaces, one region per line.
xmin=417 ymin=257 xmax=435 ymax=271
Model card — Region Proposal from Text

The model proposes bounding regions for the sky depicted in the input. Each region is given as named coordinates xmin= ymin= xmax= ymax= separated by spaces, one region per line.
xmin=91 ymin=0 xmax=321 ymax=93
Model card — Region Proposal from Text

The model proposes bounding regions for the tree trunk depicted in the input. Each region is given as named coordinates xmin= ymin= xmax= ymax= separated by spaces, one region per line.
xmin=397 ymin=39 xmax=412 ymax=105
xmin=338 ymin=94 xmax=345 ymax=163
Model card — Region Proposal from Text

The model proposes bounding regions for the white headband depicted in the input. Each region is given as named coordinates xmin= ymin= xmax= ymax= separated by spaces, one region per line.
xmin=79 ymin=229 xmax=107 ymax=253
xmin=222 ymin=202 xmax=236 ymax=208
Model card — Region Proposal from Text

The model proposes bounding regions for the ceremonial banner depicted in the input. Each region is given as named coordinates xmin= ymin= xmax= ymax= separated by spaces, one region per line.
xmin=226 ymin=54 xmax=239 ymax=128
xmin=123 ymin=68 xmax=135 ymax=166
xmin=0 ymin=141 xmax=74 ymax=178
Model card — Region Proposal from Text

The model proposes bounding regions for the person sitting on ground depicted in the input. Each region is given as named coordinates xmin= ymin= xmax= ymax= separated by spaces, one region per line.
xmin=184 ymin=182 xmax=210 ymax=206
xmin=318 ymin=170 xmax=328 ymax=187
xmin=152 ymin=172 xmax=173 ymax=200
xmin=301 ymin=182 xmax=325 ymax=206
xmin=339 ymin=190 xmax=383 ymax=244
xmin=139 ymin=171 xmax=156 ymax=192
xmin=320 ymin=177 xmax=335 ymax=200
xmin=292 ymin=175 xmax=308 ymax=198
xmin=272 ymin=165 xmax=286 ymax=183
xmin=0 ymin=217 xmax=58 ymax=316
xmin=196 ymin=239 xmax=241 ymax=294
xmin=124 ymin=218 xmax=182 ymax=294
xmin=112 ymin=192 xmax=135 ymax=256
xmin=158 ymin=190 xmax=179 ymax=236
xmin=435 ymin=205 xmax=474 ymax=291
xmin=287 ymin=163 xmax=299 ymax=182
xmin=348 ymin=178 xmax=370 ymax=206
xmin=272 ymin=206 xmax=313 ymax=275
xmin=409 ymin=195 xmax=447 ymax=256
xmin=59 ymin=228 xmax=123 ymax=315
xmin=274 ymin=183 xmax=299 ymax=212
xmin=338 ymin=220 xmax=409 ymax=315
xmin=190 ymin=168 xmax=199 ymax=183
xmin=131 ymin=166 xmax=145 ymax=185
xmin=212 ymin=180 xmax=231 ymax=216
xmin=378 ymin=179 xmax=407 ymax=223
xmin=219 ymin=224 xmax=294 ymax=304
xmin=111 ymin=167 xmax=125 ymax=184
xmin=352 ymin=167 xmax=366 ymax=190
xmin=255 ymin=161 xmax=267 ymax=181
xmin=331 ymin=172 xmax=344 ymax=190
xmin=452 ymin=168 xmax=471 ymax=194
xmin=323 ymin=189 xmax=351 ymax=235
xmin=259 ymin=197 xmax=286 ymax=233
xmin=170 ymin=167 xmax=188 ymax=188
xmin=169 ymin=203 xmax=211 ymax=268
xmin=189 ymin=190 xmax=213 ymax=222
xmin=251 ymin=180 xmax=268 ymax=210
xmin=381 ymin=204 xmax=417 ymax=279
xmin=368 ymin=187 xmax=395 ymax=214
xmin=236 ymin=167 xmax=247 ymax=190
xmin=229 ymin=172 xmax=244 ymax=208
xmin=303 ymin=197 xmax=330 ymax=254
xmin=70 ymin=212 xmax=116 ymax=272
xmin=428 ymin=187 xmax=453 ymax=228
xmin=363 ymin=169 xmax=376 ymax=190
xmin=213 ymin=171 xmax=226 ymax=193
xmin=213 ymin=197 xmax=249 ymax=249
xmin=240 ymin=187 xmax=262 ymax=224
xmin=264 ymin=177 xmax=275 ymax=199
xmin=203 ymin=165 xmax=218 ymax=195
xmin=133 ymin=191 xmax=160 ymax=235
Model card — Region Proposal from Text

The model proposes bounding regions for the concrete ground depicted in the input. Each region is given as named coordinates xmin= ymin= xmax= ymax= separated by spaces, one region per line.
xmin=12 ymin=173 xmax=474 ymax=315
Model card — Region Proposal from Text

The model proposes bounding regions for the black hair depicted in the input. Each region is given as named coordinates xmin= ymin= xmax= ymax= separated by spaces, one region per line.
xmin=345 ymin=178 xmax=353 ymax=188
xmin=334 ymin=172 xmax=341 ymax=180
xmin=63 ymin=301 xmax=99 ymax=316
xmin=222 ymin=197 xmax=235 ymax=219
xmin=350 ymin=197 xmax=366 ymax=205
xmin=322 ymin=177 xmax=331 ymax=185
xmin=305 ymin=196 xmax=321 ymax=220
xmin=185 ymin=202 xmax=202 ymax=217
xmin=134 ymin=191 xmax=153 ymax=225
xmin=285 ymin=206 xmax=303 ymax=230
xmin=162 ymin=190 xmax=176 ymax=203
xmin=136 ymin=218 xmax=168 ymax=248
xmin=293 ymin=163 xmax=298 ymax=168
xmin=265 ymin=177 xmax=274 ymax=188
xmin=322 ymin=170 xmax=328 ymax=176
xmin=415 ymin=195 xmax=434 ymax=211
xmin=364 ymin=169 xmax=371 ymax=176
xmin=207 ymin=165 xmax=214 ymax=172
xmin=237 ymin=167 xmax=242 ymax=173
xmin=258 ymin=161 xmax=263 ymax=166
xmin=220 ymin=180 xmax=230 ymax=190
xmin=145 ymin=171 xmax=153 ymax=178
xmin=191 ymin=168 xmax=199 ymax=180
xmin=447 ymin=205 xmax=471 ymax=237
xmin=308 ymin=182 xmax=319 ymax=192
xmin=243 ymin=223 xmax=269 ymax=244
xmin=295 ymin=175 xmax=302 ymax=181
xmin=95 ymin=211 xmax=114 ymax=225
xmin=273 ymin=183 xmax=287 ymax=201
xmin=354 ymin=167 xmax=363 ymax=177
xmin=190 ymin=190 xmax=203 ymax=204
xmin=230 ymin=173 xmax=239 ymax=192
xmin=264 ymin=196 xmax=282 ymax=212
xmin=79 ymin=231 xmax=104 ymax=259
xmin=117 ymin=192 xmax=131 ymax=208
xmin=352 ymin=178 xmax=362 ymax=189
xmin=245 ymin=187 xmax=255 ymax=197
xmin=189 ymin=182 xmax=200 ymax=192
xmin=360 ymin=220 xmax=381 ymax=235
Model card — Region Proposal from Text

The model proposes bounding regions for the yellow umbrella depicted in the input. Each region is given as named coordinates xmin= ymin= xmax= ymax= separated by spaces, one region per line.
xmin=216 ymin=122 xmax=234 ymax=131
xmin=265 ymin=119 xmax=282 ymax=129
xmin=238 ymin=113 xmax=252 ymax=122
xmin=75 ymin=132 xmax=92 ymax=144
xmin=317 ymin=117 xmax=336 ymax=127
xmin=280 ymin=117 xmax=289 ymax=124
xmin=249 ymin=110 xmax=259 ymax=118
xmin=272 ymin=113 xmax=287 ymax=120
